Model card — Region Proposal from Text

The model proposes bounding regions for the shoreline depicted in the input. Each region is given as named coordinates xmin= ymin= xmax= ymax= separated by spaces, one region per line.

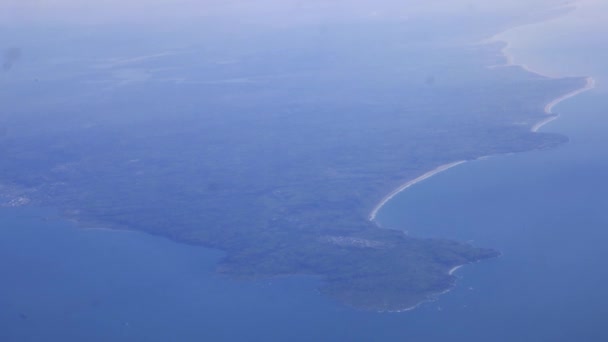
xmin=532 ymin=76 xmax=596 ymax=132
xmin=448 ymin=265 xmax=464 ymax=276
xmin=370 ymin=7 xmax=597 ymax=225
xmin=386 ymin=278 xmax=461 ymax=313
xmin=369 ymin=65 xmax=595 ymax=226
xmin=483 ymin=1 xmax=581 ymax=79
xmin=370 ymin=2 xmax=595 ymax=313
xmin=484 ymin=8 xmax=597 ymax=133
xmin=530 ymin=77 xmax=595 ymax=132
xmin=544 ymin=77 xmax=596 ymax=114
xmin=368 ymin=160 xmax=466 ymax=222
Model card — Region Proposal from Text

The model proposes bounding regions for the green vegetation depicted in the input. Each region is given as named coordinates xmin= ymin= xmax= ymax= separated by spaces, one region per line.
xmin=0 ymin=20 xmax=586 ymax=310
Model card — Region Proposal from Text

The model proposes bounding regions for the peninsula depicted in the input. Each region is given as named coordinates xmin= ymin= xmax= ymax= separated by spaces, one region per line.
xmin=0 ymin=3 xmax=590 ymax=311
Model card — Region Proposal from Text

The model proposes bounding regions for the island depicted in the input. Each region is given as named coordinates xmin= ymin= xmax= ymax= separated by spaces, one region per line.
xmin=0 ymin=4 xmax=589 ymax=311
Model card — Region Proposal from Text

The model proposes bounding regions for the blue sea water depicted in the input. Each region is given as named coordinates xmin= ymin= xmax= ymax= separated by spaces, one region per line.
xmin=2 ymin=3 xmax=608 ymax=341
xmin=377 ymin=2 xmax=608 ymax=340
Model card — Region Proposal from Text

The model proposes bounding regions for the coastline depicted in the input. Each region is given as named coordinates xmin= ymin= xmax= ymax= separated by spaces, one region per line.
xmin=368 ymin=160 xmax=466 ymax=222
xmin=370 ymin=8 xmax=597 ymax=225
xmin=530 ymin=77 xmax=595 ymax=132
xmin=369 ymin=3 xmax=596 ymax=313
xmin=368 ymin=72 xmax=595 ymax=226
xmin=369 ymin=74 xmax=595 ymax=313
xmin=448 ymin=265 xmax=464 ymax=276
xmin=532 ymin=76 xmax=596 ymax=132
xmin=543 ymin=77 xmax=596 ymax=114
xmin=386 ymin=277 xmax=462 ymax=313
xmin=486 ymin=13 xmax=597 ymax=133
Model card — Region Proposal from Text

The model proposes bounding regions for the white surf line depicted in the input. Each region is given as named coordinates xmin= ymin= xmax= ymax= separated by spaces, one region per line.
xmin=479 ymin=3 xmax=596 ymax=133
xmin=449 ymin=265 xmax=464 ymax=276
xmin=545 ymin=77 xmax=596 ymax=114
xmin=369 ymin=161 xmax=467 ymax=221
xmin=532 ymin=77 xmax=596 ymax=132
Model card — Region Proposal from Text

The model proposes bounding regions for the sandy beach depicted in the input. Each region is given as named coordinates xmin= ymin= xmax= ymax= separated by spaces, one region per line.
xmin=369 ymin=161 xmax=466 ymax=221
xmin=366 ymin=1 xmax=597 ymax=313
xmin=530 ymin=76 xmax=596 ymax=132
xmin=483 ymin=9 xmax=597 ymax=133
xmin=449 ymin=265 xmax=464 ymax=276
xmin=546 ymin=77 xmax=596 ymax=111
xmin=369 ymin=14 xmax=596 ymax=224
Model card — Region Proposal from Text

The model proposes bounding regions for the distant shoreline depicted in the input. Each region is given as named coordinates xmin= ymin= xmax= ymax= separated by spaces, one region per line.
xmin=533 ymin=76 xmax=596 ymax=132
xmin=367 ymin=4 xmax=596 ymax=313
xmin=485 ymin=26 xmax=597 ymax=133
xmin=370 ymin=23 xmax=597 ymax=226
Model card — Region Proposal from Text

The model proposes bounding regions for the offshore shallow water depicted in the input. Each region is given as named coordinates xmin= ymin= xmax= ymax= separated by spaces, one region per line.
xmin=2 ymin=3 xmax=608 ymax=341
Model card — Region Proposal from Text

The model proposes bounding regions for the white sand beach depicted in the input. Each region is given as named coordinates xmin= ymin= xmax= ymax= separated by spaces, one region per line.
xmin=369 ymin=161 xmax=466 ymax=221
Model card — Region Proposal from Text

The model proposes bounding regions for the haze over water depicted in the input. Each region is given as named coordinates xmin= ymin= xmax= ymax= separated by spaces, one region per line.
xmin=2 ymin=1 xmax=608 ymax=341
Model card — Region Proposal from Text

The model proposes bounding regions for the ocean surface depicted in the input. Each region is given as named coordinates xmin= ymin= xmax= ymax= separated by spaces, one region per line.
xmin=2 ymin=2 xmax=608 ymax=341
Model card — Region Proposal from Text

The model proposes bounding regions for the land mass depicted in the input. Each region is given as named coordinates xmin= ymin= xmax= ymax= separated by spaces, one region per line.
xmin=0 ymin=6 xmax=589 ymax=311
